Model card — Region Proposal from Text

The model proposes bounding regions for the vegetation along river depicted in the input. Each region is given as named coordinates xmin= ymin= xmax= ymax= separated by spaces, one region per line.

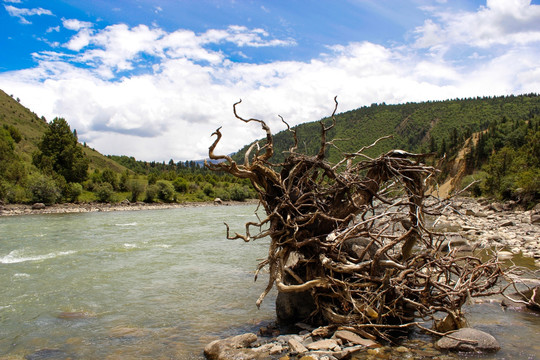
xmin=1 ymin=205 xmax=539 ymax=359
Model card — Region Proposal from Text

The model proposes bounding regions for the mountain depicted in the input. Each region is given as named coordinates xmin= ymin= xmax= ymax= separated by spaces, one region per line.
xmin=2 ymin=88 xmax=538 ymax=206
xmin=233 ymin=94 xmax=540 ymax=164
xmin=232 ymin=94 xmax=540 ymax=204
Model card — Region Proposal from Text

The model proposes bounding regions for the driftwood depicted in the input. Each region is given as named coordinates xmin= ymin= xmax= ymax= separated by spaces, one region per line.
xmin=206 ymin=98 xmax=503 ymax=341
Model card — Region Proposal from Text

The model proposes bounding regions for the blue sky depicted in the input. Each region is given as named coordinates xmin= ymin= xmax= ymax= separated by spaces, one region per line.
xmin=1 ymin=0 xmax=540 ymax=161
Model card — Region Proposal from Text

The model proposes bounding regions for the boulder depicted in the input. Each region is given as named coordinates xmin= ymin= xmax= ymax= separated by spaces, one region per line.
xmin=32 ymin=203 xmax=46 ymax=210
xmin=502 ymin=285 xmax=540 ymax=311
xmin=204 ymin=333 xmax=263 ymax=360
xmin=531 ymin=214 xmax=540 ymax=225
xmin=488 ymin=203 xmax=504 ymax=212
xmin=214 ymin=198 xmax=223 ymax=205
xmin=435 ymin=328 xmax=500 ymax=353
xmin=440 ymin=234 xmax=471 ymax=253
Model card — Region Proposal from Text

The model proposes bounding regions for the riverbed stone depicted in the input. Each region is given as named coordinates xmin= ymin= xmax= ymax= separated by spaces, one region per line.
xmin=497 ymin=251 xmax=513 ymax=260
xmin=435 ymin=328 xmax=500 ymax=353
xmin=25 ymin=348 xmax=69 ymax=360
xmin=32 ymin=203 xmax=46 ymax=210
xmin=288 ymin=338 xmax=308 ymax=354
xmin=204 ymin=333 xmax=264 ymax=360
xmin=306 ymin=339 xmax=340 ymax=351
xmin=502 ymin=285 xmax=540 ymax=310
xmin=333 ymin=330 xmax=378 ymax=348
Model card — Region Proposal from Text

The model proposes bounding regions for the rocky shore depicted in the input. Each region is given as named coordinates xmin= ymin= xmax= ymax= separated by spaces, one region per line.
xmin=0 ymin=199 xmax=258 ymax=217
xmin=432 ymin=197 xmax=540 ymax=267
xmin=204 ymin=197 xmax=540 ymax=360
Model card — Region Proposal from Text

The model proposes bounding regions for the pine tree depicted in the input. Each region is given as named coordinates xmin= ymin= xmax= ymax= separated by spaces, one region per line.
xmin=33 ymin=118 xmax=89 ymax=183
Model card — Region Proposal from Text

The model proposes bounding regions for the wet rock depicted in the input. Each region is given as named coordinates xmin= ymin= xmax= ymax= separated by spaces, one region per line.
xmin=108 ymin=326 xmax=150 ymax=338
xmin=57 ymin=311 xmax=96 ymax=319
xmin=204 ymin=333 xmax=264 ymax=360
xmin=432 ymin=220 xmax=462 ymax=232
xmin=25 ymin=348 xmax=68 ymax=360
xmin=395 ymin=346 xmax=409 ymax=353
xmin=488 ymin=203 xmax=504 ymax=212
xmin=288 ymin=338 xmax=308 ymax=354
xmin=333 ymin=330 xmax=378 ymax=348
xmin=502 ymin=285 xmax=540 ymax=311
xmin=440 ymin=234 xmax=471 ymax=253
xmin=306 ymin=339 xmax=340 ymax=351
xmin=497 ymin=251 xmax=513 ymax=260
xmin=435 ymin=328 xmax=500 ymax=353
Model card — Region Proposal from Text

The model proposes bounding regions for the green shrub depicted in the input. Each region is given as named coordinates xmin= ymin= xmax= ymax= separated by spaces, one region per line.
xmin=127 ymin=179 xmax=145 ymax=202
xmin=101 ymin=169 xmax=119 ymax=190
xmin=214 ymin=187 xmax=231 ymax=201
xmin=173 ymin=177 xmax=188 ymax=193
xmin=28 ymin=174 xmax=61 ymax=204
xmin=229 ymin=184 xmax=250 ymax=201
xmin=94 ymin=182 xmax=114 ymax=202
xmin=65 ymin=182 xmax=83 ymax=202
xmin=145 ymin=184 xmax=159 ymax=202
xmin=156 ymin=180 xmax=175 ymax=202
xmin=202 ymin=183 xmax=215 ymax=197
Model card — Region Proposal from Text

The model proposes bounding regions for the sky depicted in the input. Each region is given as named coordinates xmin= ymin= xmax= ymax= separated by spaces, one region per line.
xmin=1 ymin=0 xmax=540 ymax=162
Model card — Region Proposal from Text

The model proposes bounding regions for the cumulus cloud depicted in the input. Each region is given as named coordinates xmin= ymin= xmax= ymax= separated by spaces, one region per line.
xmin=62 ymin=18 xmax=93 ymax=31
xmin=4 ymin=5 xmax=53 ymax=24
xmin=415 ymin=0 xmax=540 ymax=51
xmin=0 ymin=1 xmax=539 ymax=161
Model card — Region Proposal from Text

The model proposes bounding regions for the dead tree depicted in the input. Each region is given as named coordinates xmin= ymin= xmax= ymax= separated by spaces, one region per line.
xmin=206 ymin=98 xmax=503 ymax=341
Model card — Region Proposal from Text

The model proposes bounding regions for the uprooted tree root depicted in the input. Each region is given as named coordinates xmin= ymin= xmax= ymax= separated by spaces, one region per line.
xmin=205 ymin=98 xmax=504 ymax=341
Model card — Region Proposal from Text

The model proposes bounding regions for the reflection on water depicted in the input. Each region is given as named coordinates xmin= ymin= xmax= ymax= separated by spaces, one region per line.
xmin=0 ymin=206 xmax=538 ymax=359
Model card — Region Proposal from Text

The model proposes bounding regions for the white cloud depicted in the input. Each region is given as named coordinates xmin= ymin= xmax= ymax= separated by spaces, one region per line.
xmin=201 ymin=25 xmax=296 ymax=47
xmin=0 ymin=2 xmax=539 ymax=162
xmin=4 ymin=5 xmax=53 ymax=24
xmin=62 ymin=18 xmax=93 ymax=31
xmin=415 ymin=0 xmax=540 ymax=51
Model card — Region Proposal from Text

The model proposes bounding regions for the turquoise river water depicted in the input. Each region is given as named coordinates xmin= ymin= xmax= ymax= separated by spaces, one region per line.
xmin=0 ymin=205 xmax=539 ymax=359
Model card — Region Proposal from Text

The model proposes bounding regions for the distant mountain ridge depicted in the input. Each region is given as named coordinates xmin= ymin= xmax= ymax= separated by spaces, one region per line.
xmin=232 ymin=94 xmax=540 ymax=165
xmin=2 ymin=88 xmax=538 ymax=205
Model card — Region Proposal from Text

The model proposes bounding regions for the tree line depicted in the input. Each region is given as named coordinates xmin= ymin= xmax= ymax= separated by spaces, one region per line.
xmin=0 ymin=117 xmax=255 ymax=205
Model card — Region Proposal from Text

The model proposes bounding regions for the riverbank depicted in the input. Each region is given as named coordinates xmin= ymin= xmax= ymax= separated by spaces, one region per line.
xmin=0 ymin=199 xmax=259 ymax=216
xmin=203 ymin=196 xmax=540 ymax=359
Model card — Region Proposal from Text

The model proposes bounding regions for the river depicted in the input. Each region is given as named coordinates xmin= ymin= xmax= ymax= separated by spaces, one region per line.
xmin=1 ymin=205 xmax=275 ymax=359
xmin=0 ymin=205 xmax=539 ymax=359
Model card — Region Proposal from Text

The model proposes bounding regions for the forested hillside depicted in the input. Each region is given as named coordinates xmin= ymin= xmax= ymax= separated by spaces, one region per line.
xmin=233 ymin=94 xmax=540 ymax=206
xmin=0 ymin=89 xmax=254 ymax=205
xmin=2 ymin=89 xmax=538 ymax=206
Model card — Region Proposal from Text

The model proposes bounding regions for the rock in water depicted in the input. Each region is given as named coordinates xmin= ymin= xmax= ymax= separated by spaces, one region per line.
xmin=435 ymin=328 xmax=500 ymax=353
xmin=204 ymin=333 xmax=264 ymax=360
